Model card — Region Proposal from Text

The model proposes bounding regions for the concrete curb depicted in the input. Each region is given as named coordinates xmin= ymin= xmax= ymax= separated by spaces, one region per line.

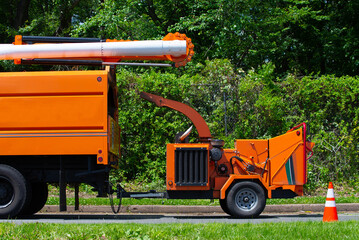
xmin=41 ymin=203 xmax=359 ymax=214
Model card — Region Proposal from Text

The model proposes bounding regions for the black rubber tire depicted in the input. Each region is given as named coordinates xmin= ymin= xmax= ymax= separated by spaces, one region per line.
xmin=219 ymin=198 xmax=231 ymax=215
xmin=18 ymin=178 xmax=32 ymax=217
xmin=20 ymin=182 xmax=48 ymax=216
xmin=0 ymin=164 xmax=28 ymax=218
xmin=226 ymin=181 xmax=266 ymax=218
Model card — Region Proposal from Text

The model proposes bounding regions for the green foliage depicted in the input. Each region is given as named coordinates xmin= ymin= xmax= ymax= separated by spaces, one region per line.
xmin=283 ymin=75 xmax=359 ymax=186
xmin=1 ymin=1 xmax=359 ymax=75
xmin=72 ymin=0 xmax=162 ymax=39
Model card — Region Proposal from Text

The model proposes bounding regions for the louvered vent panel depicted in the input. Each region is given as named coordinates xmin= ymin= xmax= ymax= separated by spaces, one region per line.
xmin=175 ymin=147 xmax=208 ymax=186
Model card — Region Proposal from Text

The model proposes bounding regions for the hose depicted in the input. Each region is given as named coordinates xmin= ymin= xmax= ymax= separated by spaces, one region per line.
xmin=230 ymin=156 xmax=244 ymax=174
xmin=108 ymin=182 xmax=122 ymax=214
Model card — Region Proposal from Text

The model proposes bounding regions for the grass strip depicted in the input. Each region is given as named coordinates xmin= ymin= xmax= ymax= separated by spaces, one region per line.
xmin=46 ymin=196 xmax=359 ymax=206
xmin=0 ymin=221 xmax=359 ymax=239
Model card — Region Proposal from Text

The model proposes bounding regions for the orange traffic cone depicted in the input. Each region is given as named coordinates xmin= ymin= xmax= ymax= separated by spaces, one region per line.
xmin=323 ymin=182 xmax=338 ymax=222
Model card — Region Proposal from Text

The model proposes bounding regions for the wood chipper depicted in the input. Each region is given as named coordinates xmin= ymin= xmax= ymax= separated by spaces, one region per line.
xmin=0 ymin=32 xmax=314 ymax=219
xmin=136 ymin=92 xmax=315 ymax=218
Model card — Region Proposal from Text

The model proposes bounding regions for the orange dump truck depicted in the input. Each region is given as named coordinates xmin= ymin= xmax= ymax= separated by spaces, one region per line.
xmin=0 ymin=33 xmax=313 ymax=219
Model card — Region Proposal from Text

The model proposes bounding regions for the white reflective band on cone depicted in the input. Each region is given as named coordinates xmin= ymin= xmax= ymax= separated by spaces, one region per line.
xmin=325 ymin=200 xmax=336 ymax=207
xmin=0 ymin=40 xmax=187 ymax=60
xmin=326 ymin=188 xmax=335 ymax=198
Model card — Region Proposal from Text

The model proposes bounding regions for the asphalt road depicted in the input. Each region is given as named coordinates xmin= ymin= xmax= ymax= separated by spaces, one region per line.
xmin=2 ymin=213 xmax=359 ymax=224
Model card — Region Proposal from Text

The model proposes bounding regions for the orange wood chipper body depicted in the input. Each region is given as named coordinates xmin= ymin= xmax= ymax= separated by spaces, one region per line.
xmin=140 ymin=92 xmax=314 ymax=218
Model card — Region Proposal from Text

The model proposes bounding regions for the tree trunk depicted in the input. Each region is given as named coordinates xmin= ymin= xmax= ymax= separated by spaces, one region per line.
xmin=13 ymin=0 xmax=31 ymax=29
xmin=56 ymin=0 xmax=82 ymax=36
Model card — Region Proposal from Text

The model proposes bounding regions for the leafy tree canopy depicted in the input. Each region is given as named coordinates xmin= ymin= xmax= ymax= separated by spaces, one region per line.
xmin=0 ymin=0 xmax=358 ymax=75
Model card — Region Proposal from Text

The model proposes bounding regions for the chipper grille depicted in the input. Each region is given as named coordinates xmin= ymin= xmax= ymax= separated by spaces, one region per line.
xmin=175 ymin=148 xmax=208 ymax=186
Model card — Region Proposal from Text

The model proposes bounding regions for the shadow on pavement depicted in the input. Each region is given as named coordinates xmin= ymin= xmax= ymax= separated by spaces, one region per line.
xmin=16 ymin=213 xmax=323 ymax=220
xmin=19 ymin=214 xmax=165 ymax=220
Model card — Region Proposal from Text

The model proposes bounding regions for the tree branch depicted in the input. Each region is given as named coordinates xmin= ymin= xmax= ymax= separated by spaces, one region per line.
xmin=145 ymin=0 xmax=165 ymax=31
xmin=56 ymin=0 xmax=82 ymax=36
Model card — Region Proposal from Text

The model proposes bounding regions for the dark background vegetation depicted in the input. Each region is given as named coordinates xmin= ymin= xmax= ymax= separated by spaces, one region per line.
xmin=0 ymin=0 xmax=358 ymax=190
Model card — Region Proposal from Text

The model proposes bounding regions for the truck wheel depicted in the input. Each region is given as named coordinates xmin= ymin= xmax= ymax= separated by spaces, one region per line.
xmin=20 ymin=182 xmax=48 ymax=216
xmin=0 ymin=164 xmax=28 ymax=218
xmin=226 ymin=181 xmax=266 ymax=218
xmin=219 ymin=198 xmax=231 ymax=215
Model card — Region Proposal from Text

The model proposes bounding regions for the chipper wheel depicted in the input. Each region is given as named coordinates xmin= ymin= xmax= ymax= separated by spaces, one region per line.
xmin=219 ymin=198 xmax=231 ymax=215
xmin=226 ymin=181 xmax=266 ymax=218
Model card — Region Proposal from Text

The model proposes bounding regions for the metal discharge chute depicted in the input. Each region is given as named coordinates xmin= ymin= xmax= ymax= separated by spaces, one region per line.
xmin=140 ymin=92 xmax=212 ymax=142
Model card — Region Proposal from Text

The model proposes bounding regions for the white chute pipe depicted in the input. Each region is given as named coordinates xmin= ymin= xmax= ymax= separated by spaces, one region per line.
xmin=0 ymin=40 xmax=187 ymax=60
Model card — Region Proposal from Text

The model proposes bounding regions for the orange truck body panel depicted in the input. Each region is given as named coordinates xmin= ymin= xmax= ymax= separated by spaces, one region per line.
xmin=0 ymin=68 xmax=120 ymax=165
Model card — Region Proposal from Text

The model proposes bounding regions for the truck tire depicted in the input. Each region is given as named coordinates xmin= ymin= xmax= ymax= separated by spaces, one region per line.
xmin=20 ymin=182 xmax=48 ymax=216
xmin=226 ymin=181 xmax=266 ymax=218
xmin=0 ymin=164 xmax=28 ymax=218
xmin=219 ymin=198 xmax=231 ymax=215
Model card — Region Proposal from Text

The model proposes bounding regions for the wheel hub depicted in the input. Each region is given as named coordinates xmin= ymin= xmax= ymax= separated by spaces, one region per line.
xmin=235 ymin=188 xmax=258 ymax=211
xmin=0 ymin=178 xmax=14 ymax=208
